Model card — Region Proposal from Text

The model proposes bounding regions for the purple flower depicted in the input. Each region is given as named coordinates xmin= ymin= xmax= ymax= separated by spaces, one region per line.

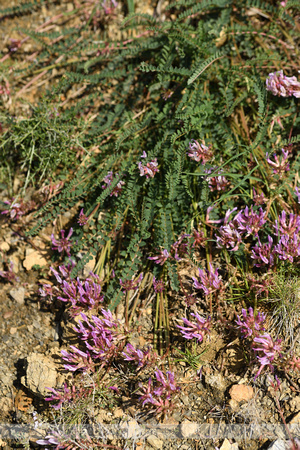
xmin=45 ymin=383 xmax=76 ymax=410
xmin=187 ymin=139 xmax=213 ymax=164
xmin=138 ymin=370 xmax=180 ymax=417
xmin=274 ymin=210 xmax=300 ymax=237
xmin=153 ymin=276 xmax=165 ymax=293
xmin=204 ymin=168 xmax=230 ymax=192
xmin=102 ymin=0 xmax=118 ymax=14
xmin=266 ymin=148 xmax=290 ymax=175
xmin=295 ymin=187 xmax=300 ymax=204
xmin=1 ymin=197 xmax=35 ymax=220
xmin=122 ymin=344 xmax=145 ymax=367
xmin=191 ymin=228 xmax=207 ymax=248
xmin=78 ymin=208 xmax=88 ymax=226
xmin=192 ymin=263 xmax=223 ymax=295
xmin=148 ymin=249 xmax=170 ymax=265
xmin=138 ymin=158 xmax=159 ymax=178
xmin=235 ymin=307 xmax=266 ymax=339
xmin=50 ymin=262 xmax=74 ymax=284
xmin=216 ymin=223 xmax=242 ymax=251
xmin=72 ymin=309 xmax=126 ymax=362
xmin=253 ymin=188 xmax=266 ymax=206
xmin=253 ymin=334 xmax=282 ymax=379
xmin=171 ymin=233 xmax=190 ymax=260
xmin=177 ymin=312 xmax=211 ymax=342
xmin=274 ymin=232 xmax=300 ymax=262
xmin=266 ymin=70 xmax=300 ymax=98
xmin=60 ymin=309 xmax=126 ymax=373
xmin=237 ymin=206 xmax=267 ymax=237
xmin=122 ymin=344 xmax=158 ymax=368
xmin=102 ymin=171 xmax=125 ymax=197
xmin=51 ymin=228 xmax=74 ymax=256
xmin=61 ymin=346 xmax=95 ymax=373
xmin=119 ymin=273 xmax=143 ymax=292
xmin=206 ymin=204 xmax=223 ymax=224
xmin=102 ymin=171 xmax=113 ymax=188
xmin=57 ymin=276 xmax=104 ymax=312
xmin=153 ymin=370 xmax=179 ymax=398
xmin=0 ymin=261 xmax=20 ymax=283
xmin=39 ymin=283 xmax=59 ymax=302
xmin=251 ymin=236 xmax=275 ymax=267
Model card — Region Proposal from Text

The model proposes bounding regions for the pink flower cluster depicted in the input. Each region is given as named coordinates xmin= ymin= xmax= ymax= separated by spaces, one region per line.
xmin=77 ymin=208 xmax=88 ymax=226
xmin=138 ymin=151 xmax=159 ymax=178
xmin=61 ymin=309 xmax=126 ymax=372
xmin=138 ymin=369 xmax=180 ymax=418
xmin=122 ymin=344 xmax=159 ymax=368
xmin=235 ymin=307 xmax=266 ymax=338
xmin=102 ymin=171 xmax=125 ymax=197
xmin=215 ymin=206 xmax=267 ymax=252
xmin=266 ymin=70 xmax=300 ymax=98
xmin=177 ymin=312 xmax=211 ymax=342
xmin=192 ymin=263 xmax=223 ymax=295
xmin=251 ymin=211 xmax=300 ymax=266
xmin=51 ymin=228 xmax=74 ymax=256
xmin=235 ymin=307 xmax=282 ymax=379
xmin=0 ymin=261 xmax=20 ymax=284
xmin=40 ymin=264 xmax=104 ymax=314
xmin=266 ymin=148 xmax=290 ymax=175
xmin=119 ymin=273 xmax=143 ymax=292
xmin=148 ymin=231 xmax=206 ymax=266
xmin=204 ymin=167 xmax=230 ymax=192
xmin=187 ymin=139 xmax=213 ymax=164
xmin=1 ymin=197 xmax=36 ymax=221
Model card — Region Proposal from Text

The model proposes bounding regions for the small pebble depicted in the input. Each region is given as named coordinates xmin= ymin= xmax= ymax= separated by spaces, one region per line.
xmin=229 ymin=384 xmax=254 ymax=402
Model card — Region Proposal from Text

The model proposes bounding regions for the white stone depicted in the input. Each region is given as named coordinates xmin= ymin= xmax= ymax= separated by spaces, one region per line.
xmin=146 ymin=435 xmax=163 ymax=449
xmin=9 ymin=287 xmax=25 ymax=305
xmin=180 ymin=420 xmax=198 ymax=438
xmin=205 ymin=372 xmax=226 ymax=392
xmin=120 ymin=420 xmax=141 ymax=439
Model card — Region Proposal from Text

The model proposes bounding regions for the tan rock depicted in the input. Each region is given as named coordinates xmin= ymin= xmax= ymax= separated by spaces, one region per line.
xmin=21 ymin=353 xmax=58 ymax=397
xmin=180 ymin=420 xmax=198 ymax=438
xmin=0 ymin=397 xmax=13 ymax=415
xmin=290 ymin=411 xmax=300 ymax=424
xmin=23 ymin=245 xmax=49 ymax=270
xmin=289 ymin=396 xmax=300 ymax=413
xmin=0 ymin=240 xmax=10 ymax=252
xmin=113 ymin=407 xmax=123 ymax=418
xmin=220 ymin=438 xmax=239 ymax=450
xmin=82 ymin=254 xmax=97 ymax=277
xmin=9 ymin=287 xmax=25 ymax=305
xmin=206 ymin=372 xmax=227 ymax=393
xmin=146 ymin=435 xmax=163 ymax=449
xmin=9 ymin=255 xmax=20 ymax=273
xmin=228 ymin=399 xmax=239 ymax=411
xmin=229 ymin=384 xmax=254 ymax=402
